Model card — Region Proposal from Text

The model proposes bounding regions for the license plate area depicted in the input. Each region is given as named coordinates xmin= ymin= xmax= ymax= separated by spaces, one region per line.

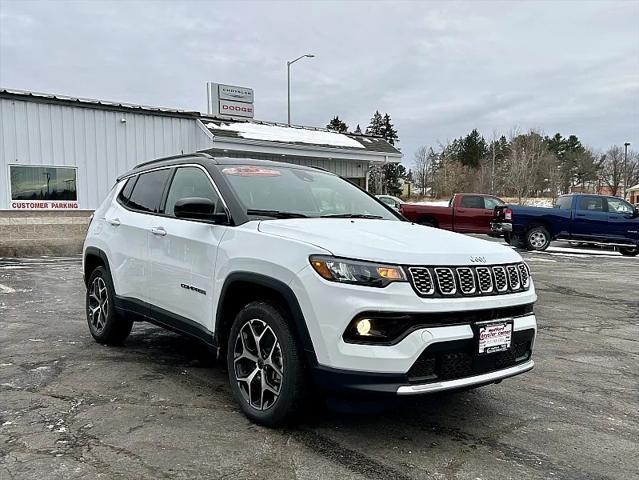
xmin=475 ymin=319 xmax=513 ymax=355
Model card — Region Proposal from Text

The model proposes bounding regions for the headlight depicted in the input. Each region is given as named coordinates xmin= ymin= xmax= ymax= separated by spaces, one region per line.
xmin=309 ymin=255 xmax=407 ymax=288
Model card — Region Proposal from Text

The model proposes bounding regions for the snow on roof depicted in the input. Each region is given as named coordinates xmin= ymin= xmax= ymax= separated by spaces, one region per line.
xmin=629 ymin=184 xmax=639 ymax=191
xmin=209 ymin=122 xmax=365 ymax=149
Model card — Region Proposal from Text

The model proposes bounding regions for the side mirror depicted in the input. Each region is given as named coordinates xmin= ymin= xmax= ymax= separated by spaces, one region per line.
xmin=634 ymin=207 xmax=639 ymax=218
xmin=174 ymin=197 xmax=228 ymax=224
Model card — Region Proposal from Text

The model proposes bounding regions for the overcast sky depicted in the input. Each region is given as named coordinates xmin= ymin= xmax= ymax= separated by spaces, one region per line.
xmin=1 ymin=0 xmax=638 ymax=165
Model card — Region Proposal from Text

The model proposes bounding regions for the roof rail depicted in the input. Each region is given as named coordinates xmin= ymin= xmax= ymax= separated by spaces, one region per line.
xmin=133 ymin=152 xmax=214 ymax=169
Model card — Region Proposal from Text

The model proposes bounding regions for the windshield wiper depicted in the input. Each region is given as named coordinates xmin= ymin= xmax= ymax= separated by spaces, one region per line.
xmin=320 ymin=213 xmax=384 ymax=219
xmin=247 ymin=209 xmax=308 ymax=219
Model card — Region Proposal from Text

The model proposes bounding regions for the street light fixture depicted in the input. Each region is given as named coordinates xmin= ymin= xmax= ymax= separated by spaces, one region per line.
xmin=624 ymin=142 xmax=630 ymax=199
xmin=287 ymin=54 xmax=315 ymax=125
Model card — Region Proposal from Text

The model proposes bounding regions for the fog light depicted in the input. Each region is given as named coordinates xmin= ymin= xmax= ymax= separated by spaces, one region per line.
xmin=356 ymin=319 xmax=371 ymax=336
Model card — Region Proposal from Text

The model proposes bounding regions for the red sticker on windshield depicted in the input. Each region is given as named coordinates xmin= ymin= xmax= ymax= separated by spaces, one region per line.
xmin=222 ymin=166 xmax=281 ymax=177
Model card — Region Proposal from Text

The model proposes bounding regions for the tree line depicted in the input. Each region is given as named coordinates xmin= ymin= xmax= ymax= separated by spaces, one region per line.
xmin=327 ymin=113 xmax=638 ymax=201
xmin=413 ymin=129 xmax=638 ymax=202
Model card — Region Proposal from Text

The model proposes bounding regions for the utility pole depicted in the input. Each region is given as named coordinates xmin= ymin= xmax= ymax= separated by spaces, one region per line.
xmin=624 ymin=142 xmax=630 ymax=199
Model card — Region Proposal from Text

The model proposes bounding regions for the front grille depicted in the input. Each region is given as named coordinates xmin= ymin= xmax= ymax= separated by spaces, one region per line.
xmin=407 ymin=329 xmax=534 ymax=383
xmin=457 ymin=268 xmax=476 ymax=295
xmin=407 ymin=267 xmax=434 ymax=295
xmin=434 ymin=268 xmax=456 ymax=295
xmin=407 ymin=263 xmax=530 ymax=298
xmin=476 ymin=267 xmax=493 ymax=293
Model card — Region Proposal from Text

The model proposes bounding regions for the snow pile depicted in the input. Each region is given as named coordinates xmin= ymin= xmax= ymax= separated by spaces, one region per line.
xmin=209 ymin=122 xmax=365 ymax=149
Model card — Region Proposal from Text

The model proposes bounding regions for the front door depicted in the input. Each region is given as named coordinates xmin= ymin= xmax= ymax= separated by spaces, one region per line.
xmin=606 ymin=197 xmax=639 ymax=245
xmin=454 ymin=195 xmax=494 ymax=233
xmin=572 ymin=195 xmax=609 ymax=240
xmin=147 ymin=166 xmax=227 ymax=335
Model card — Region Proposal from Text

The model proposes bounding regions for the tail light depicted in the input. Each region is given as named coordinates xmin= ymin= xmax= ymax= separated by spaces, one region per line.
xmin=504 ymin=208 xmax=513 ymax=221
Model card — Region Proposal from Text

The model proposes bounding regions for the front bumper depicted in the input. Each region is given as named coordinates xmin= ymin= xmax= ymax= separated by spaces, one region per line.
xmin=491 ymin=222 xmax=513 ymax=233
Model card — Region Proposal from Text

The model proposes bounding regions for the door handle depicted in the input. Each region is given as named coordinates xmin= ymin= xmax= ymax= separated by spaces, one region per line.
xmin=106 ymin=218 xmax=121 ymax=226
xmin=150 ymin=226 xmax=167 ymax=237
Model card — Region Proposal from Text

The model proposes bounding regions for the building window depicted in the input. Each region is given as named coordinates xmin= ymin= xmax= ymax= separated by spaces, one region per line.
xmin=10 ymin=165 xmax=78 ymax=201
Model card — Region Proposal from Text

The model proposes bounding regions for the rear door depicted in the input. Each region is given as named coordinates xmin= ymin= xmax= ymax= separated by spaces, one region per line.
xmin=454 ymin=195 xmax=494 ymax=233
xmin=147 ymin=165 xmax=228 ymax=335
xmin=104 ymin=169 xmax=171 ymax=308
xmin=606 ymin=197 xmax=639 ymax=245
xmin=571 ymin=196 xmax=609 ymax=240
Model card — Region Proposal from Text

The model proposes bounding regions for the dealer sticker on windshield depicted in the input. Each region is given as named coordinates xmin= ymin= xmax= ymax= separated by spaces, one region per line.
xmin=478 ymin=321 xmax=512 ymax=355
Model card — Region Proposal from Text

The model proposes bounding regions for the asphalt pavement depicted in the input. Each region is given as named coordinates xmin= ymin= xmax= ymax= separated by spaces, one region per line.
xmin=0 ymin=242 xmax=637 ymax=480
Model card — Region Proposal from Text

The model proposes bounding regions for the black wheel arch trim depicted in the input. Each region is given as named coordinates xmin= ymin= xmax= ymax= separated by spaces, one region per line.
xmin=84 ymin=246 xmax=113 ymax=287
xmin=214 ymin=272 xmax=318 ymax=366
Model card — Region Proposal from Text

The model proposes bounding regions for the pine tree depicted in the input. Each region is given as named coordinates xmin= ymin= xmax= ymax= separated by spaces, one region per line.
xmin=459 ymin=129 xmax=487 ymax=168
xmin=366 ymin=111 xmax=384 ymax=136
xmin=326 ymin=116 xmax=348 ymax=133
xmin=381 ymin=113 xmax=399 ymax=146
xmin=354 ymin=124 xmax=362 ymax=135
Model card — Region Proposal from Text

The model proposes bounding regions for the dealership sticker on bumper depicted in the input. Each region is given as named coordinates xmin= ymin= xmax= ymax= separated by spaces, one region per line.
xmin=478 ymin=321 xmax=512 ymax=354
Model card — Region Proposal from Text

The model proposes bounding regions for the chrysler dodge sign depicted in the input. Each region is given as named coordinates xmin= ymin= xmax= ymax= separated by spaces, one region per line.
xmin=208 ymin=83 xmax=254 ymax=119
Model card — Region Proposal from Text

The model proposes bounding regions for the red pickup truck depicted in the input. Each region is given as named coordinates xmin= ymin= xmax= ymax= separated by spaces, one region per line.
xmin=400 ymin=193 xmax=506 ymax=234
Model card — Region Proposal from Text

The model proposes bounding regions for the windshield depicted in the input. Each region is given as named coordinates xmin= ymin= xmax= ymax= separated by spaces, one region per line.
xmin=221 ymin=164 xmax=399 ymax=220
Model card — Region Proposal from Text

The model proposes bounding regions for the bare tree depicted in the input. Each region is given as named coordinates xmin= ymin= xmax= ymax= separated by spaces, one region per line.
xmin=601 ymin=146 xmax=625 ymax=197
xmin=502 ymin=130 xmax=551 ymax=204
xmin=413 ymin=146 xmax=431 ymax=195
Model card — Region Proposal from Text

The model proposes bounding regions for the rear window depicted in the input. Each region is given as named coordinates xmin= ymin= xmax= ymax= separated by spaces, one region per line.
xmin=127 ymin=169 xmax=171 ymax=213
xmin=117 ymin=176 xmax=137 ymax=207
xmin=460 ymin=195 xmax=484 ymax=209
xmin=556 ymin=196 xmax=572 ymax=209
xmin=577 ymin=196 xmax=604 ymax=212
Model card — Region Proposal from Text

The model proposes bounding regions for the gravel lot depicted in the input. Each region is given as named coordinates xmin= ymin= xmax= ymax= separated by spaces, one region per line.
xmin=1 ymin=242 xmax=637 ymax=480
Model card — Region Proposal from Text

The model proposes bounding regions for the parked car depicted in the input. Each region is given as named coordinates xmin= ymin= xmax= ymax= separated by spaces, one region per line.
xmin=492 ymin=193 xmax=639 ymax=256
xmin=83 ymin=154 xmax=537 ymax=426
xmin=376 ymin=194 xmax=404 ymax=210
xmin=400 ymin=193 xmax=506 ymax=234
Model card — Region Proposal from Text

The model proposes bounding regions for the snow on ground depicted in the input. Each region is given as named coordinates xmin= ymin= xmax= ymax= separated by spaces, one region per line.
xmin=210 ymin=122 xmax=365 ymax=149
xmin=411 ymin=200 xmax=450 ymax=206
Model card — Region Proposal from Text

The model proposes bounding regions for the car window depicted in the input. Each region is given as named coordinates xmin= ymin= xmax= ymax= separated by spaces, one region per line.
xmin=606 ymin=197 xmax=634 ymax=214
xmin=164 ymin=167 xmax=221 ymax=216
xmin=556 ymin=196 xmax=572 ymax=209
xmin=577 ymin=196 xmax=604 ymax=212
xmin=483 ymin=197 xmax=504 ymax=209
xmin=127 ymin=169 xmax=171 ymax=213
xmin=380 ymin=197 xmax=396 ymax=207
xmin=117 ymin=176 xmax=137 ymax=207
xmin=460 ymin=195 xmax=484 ymax=209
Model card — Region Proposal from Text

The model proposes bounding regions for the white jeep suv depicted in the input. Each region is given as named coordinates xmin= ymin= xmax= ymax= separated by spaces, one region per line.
xmin=83 ymin=153 xmax=537 ymax=425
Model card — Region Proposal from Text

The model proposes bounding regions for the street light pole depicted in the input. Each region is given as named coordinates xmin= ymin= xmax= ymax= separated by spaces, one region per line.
xmin=287 ymin=54 xmax=315 ymax=125
xmin=624 ymin=142 xmax=630 ymax=199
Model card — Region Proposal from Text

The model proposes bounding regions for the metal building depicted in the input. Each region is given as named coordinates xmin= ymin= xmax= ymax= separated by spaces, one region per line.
xmin=0 ymin=88 xmax=401 ymax=211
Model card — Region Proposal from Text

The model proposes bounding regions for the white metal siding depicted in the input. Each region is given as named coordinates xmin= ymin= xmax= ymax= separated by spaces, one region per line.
xmin=0 ymin=98 xmax=213 ymax=209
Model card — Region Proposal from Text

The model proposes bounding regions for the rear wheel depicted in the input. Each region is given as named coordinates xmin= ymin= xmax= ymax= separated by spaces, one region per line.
xmin=86 ymin=266 xmax=133 ymax=344
xmin=227 ymin=301 xmax=307 ymax=426
xmin=526 ymin=226 xmax=551 ymax=251
xmin=619 ymin=247 xmax=639 ymax=257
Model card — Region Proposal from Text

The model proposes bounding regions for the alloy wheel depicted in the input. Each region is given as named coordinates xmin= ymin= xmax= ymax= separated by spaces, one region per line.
xmin=529 ymin=231 xmax=547 ymax=249
xmin=88 ymin=276 xmax=109 ymax=333
xmin=233 ymin=319 xmax=284 ymax=411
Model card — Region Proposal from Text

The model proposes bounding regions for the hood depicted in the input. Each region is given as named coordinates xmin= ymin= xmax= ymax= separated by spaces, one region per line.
xmin=258 ymin=219 xmax=521 ymax=265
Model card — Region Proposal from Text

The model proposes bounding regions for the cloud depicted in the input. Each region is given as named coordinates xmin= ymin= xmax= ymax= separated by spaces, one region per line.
xmin=1 ymin=0 xmax=637 ymax=166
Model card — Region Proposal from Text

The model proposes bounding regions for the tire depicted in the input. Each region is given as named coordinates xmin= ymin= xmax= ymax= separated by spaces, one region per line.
xmin=86 ymin=266 xmax=133 ymax=345
xmin=526 ymin=226 xmax=551 ymax=251
xmin=227 ymin=301 xmax=307 ymax=427
xmin=509 ymin=234 xmax=527 ymax=249
xmin=504 ymin=232 xmax=512 ymax=244
xmin=619 ymin=247 xmax=639 ymax=257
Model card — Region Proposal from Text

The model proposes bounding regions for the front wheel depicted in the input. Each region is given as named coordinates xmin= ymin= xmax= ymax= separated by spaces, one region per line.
xmin=526 ymin=226 xmax=551 ymax=251
xmin=227 ymin=301 xmax=307 ymax=426
xmin=619 ymin=247 xmax=639 ymax=257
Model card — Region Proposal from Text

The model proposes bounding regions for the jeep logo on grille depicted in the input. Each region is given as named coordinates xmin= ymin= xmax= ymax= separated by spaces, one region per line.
xmin=470 ymin=256 xmax=487 ymax=263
